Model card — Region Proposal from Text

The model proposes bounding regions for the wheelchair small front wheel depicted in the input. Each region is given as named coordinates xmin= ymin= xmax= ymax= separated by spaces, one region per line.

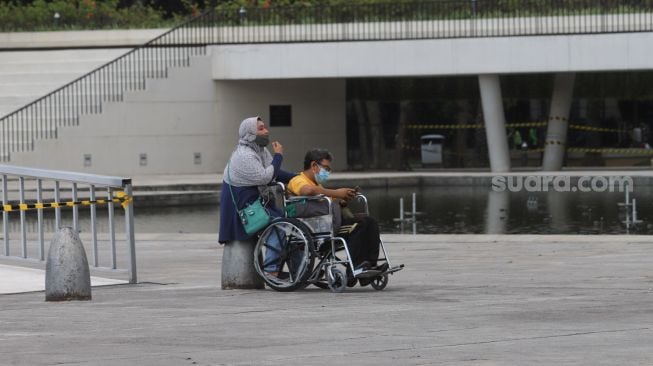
xmin=254 ymin=218 xmax=315 ymax=292
xmin=370 ymin=274 xmax=388 ymax=291
xmin=327 ymin=267 xmax=347 ymax=293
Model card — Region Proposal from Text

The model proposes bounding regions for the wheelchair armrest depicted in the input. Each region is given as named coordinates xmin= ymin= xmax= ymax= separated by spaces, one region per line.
xmin=287 ymin=194 xmax=330 ymax=203
xmin=350 ymin=193 xmax=370 ymax=215
xmin=267 ymin=181 xmax=286 ymax=191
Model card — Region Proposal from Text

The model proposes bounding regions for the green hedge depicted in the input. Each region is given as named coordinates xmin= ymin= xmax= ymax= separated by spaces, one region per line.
xmin=2 ymin=0 xmax=652 ymax=32
xmin=213 ymin=0 xmax=653 ymax=25
xmin=0 ymin=0 xmax=179 ymax=32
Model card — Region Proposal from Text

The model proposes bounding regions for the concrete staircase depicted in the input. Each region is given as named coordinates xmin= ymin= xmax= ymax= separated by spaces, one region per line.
xmin=9 ymin=53 xmax=220 ymax=176
xmin=0 ymin=49 xmax=130 ymax=118
xmin=0 ymin=26 xmax=219 ymax=175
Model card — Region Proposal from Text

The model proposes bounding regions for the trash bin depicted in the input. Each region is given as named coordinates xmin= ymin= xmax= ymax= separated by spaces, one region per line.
xmin=420 ymin=134 xmax=445 ymax=165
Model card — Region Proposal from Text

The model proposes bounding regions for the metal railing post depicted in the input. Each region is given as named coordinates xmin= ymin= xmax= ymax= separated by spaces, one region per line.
xmin=107 ymin=187 xmax=117 ymax=269
xmin=90 ymin=185 xmax=98 ymax=267
xmin=54 ymin=181 xmax=61 ymax=230
xmin=72 ymin=182 xmax=79 ymax=232
xmin=19 ymin=177 xmax=26 ymax=258
xmin=2 ymin=175 xmax=8 ymax=256
xmin=123 ymin=184 xmax=137 ymax=284
xmin=37 ymin=179 xmax=44 ymax=261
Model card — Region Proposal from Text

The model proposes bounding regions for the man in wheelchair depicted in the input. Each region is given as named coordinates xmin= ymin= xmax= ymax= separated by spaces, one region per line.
xmin=287 ymin=149 xmax=387 ymax=277
xmin=253 ymin=148 xmax=403 ymax=292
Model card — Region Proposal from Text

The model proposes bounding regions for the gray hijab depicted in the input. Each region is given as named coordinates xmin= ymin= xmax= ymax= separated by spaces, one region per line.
xmin=224 ymin=117 xmax=274 ymax=187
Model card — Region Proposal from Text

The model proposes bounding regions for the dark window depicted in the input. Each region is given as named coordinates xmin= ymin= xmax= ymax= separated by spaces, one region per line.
xmin=269 ymin=105 xmax=292 ymax=127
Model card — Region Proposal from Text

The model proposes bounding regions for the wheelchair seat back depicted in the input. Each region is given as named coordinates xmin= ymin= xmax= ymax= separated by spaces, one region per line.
xmin=285 ymin=197 xmax=334 ymax=235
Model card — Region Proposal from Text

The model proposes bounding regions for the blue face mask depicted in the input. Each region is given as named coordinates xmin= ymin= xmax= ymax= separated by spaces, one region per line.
xmin=315 ymin=167 xmax=330 ymax=184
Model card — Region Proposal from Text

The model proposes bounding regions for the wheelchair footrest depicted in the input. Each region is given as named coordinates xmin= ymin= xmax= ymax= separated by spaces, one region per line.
xmin=384 ymin=264 xmax=405 ymax=275
xmin=353 ymin=269 xmax=381 ymax=278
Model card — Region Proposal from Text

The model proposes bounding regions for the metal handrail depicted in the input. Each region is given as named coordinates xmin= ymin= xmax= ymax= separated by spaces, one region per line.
xmin=0 ymin=165 xmax=136 ymax=284
xmin=1 ymin=0 xmax=652 ymax=162
xmin=0 ymin=164 xmax=129 ymax=187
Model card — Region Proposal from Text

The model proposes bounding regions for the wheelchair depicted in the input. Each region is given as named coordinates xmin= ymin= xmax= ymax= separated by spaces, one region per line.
xmin=253 ymin=183 xmax=404 ymax=293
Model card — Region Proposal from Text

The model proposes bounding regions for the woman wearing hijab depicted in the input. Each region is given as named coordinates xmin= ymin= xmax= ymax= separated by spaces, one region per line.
xmin=218 ymin=117 xmax=296 ymax=275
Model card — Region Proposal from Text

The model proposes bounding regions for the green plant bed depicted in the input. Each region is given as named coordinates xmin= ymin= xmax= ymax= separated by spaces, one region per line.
xmin=1 ymin=0 xmax=652 ymax=33
xmin=0 ymin=0 xmax=181 ymax=32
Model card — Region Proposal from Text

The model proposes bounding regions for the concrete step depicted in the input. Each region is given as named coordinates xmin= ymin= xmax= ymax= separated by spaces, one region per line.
xmin=0 ymin=49 xmax=131 ymax=63
xmin=0 ymin=70 xmax=153 ymax=82
xmin=0 ymin=142 xmax=35 ymax=151
xmin=0 ymin=128 xmax=58 ymax=135
xmin=0 ymin=85 xmax=64 ymax=97
xmin=0 ymin=55 xmax=184 ymax=69
xmin=0 ymin=117 xmax=72 ymax=124
xmin=0 ymin=72 xmax=82 ymax=84
xmin=0 ymin=57 xmax=191 ymax=73
xmin=0 ymin=104 xmax=24 ymax=117
xmin=0 ymin=83 xmax=138 ymax=97
xmin=0 ymin=97 xmax=103 ymax=108
xmin=0 ymin=60 xmax=117 ymax=73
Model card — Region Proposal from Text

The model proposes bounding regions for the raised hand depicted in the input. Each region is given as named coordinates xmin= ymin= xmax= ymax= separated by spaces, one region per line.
xmin=271 ymin=141 xmax=283 ymax=154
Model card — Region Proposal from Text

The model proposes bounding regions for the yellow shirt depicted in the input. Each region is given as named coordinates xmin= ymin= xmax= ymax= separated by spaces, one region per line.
xmin=287 ymin=172 xmax=319 ymax=196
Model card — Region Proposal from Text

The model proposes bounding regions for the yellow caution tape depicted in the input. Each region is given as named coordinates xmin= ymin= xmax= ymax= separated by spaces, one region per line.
xmin=405 ymin=119 xmax=622 ymax=133
xmin=405 ymin=121 xmax=547 ymax=130
xmin=401 ymin=144 xmax=653 ymax=155
xmin=568 ymin=124 xmax=621 ymax=133
xmin=405 ymin=124 xmax=483 ymax=129
xmin=567 ymin=148 xmax=653 ymax=155
xmin=1 ymin=194 xmax=132 ymax=212
xmin=506 ymin=122 xmax=547 ymax=128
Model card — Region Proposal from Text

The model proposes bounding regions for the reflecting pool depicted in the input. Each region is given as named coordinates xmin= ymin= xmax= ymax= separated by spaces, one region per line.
xmin=9 ymin=186 xmax=651 ymax=235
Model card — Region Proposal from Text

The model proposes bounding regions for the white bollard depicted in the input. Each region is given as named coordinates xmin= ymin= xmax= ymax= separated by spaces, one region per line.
xmin=45 ymin=227 xmax=91 ymax=301
xmin=221 ymin=239 xmax=264 ymax=290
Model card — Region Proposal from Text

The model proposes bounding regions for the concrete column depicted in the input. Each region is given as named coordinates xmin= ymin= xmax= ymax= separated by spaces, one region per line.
xmin=221 ymin=239 xmax=264 ymax=289
xmin=485 ymin=190 xmax=509 ymax=234
xmin=546 ymin=190 xmax=569 ymax=232
xmin=478 ymin=75 xmax=511 ymax=172
xmin=542 ymin=73 xmax=576 ymax=171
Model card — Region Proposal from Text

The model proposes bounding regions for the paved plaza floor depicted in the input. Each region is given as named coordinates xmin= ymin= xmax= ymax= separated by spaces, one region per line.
xmin=0 ymin=264 xmax=125 ymax=294
xmin=1 ymin=234 xmax=652 ymax=365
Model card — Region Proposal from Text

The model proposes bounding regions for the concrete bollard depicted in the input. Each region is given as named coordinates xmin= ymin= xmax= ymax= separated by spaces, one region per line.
xmin=221 ymin=239 xmax=264 ymax=290
xmin=45 ymin=227 xmax=92 ymax=301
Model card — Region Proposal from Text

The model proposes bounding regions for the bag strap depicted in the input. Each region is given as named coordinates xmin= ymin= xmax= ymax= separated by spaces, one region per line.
xmin=226 ymin=163 xmax=240 ymax=210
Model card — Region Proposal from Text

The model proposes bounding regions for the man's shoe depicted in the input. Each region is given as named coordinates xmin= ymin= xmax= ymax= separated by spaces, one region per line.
xmin=266 ymin=271 xmax=290 ymax=280
xmin=354 ymin=261 xmax=371 ymax=271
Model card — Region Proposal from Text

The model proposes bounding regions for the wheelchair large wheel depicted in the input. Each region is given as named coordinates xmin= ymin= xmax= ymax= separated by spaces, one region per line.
xmin=254 ymin=218 xmax=316 ymax=292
